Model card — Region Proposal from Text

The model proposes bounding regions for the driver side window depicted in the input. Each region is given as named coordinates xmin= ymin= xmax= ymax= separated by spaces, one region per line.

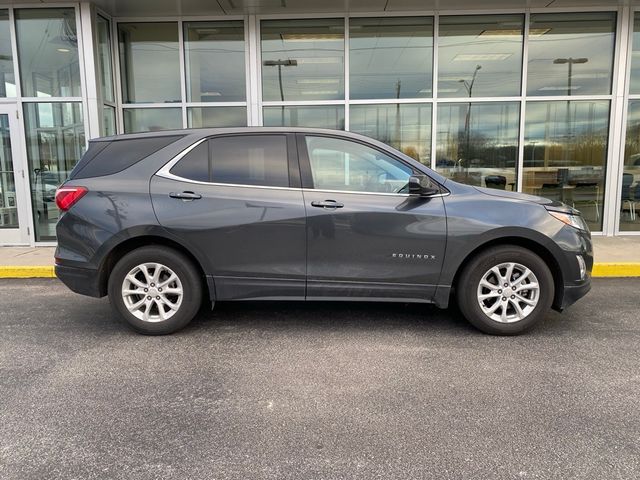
xmin=305 ymin=136 xmax=413 ymax=194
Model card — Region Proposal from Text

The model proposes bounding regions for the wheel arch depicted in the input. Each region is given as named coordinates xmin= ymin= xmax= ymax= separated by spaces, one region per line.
xmin=449 ymin=236 xmax=565 ymax=311
xmin=96 ymin=233 xmax=213 ymax=301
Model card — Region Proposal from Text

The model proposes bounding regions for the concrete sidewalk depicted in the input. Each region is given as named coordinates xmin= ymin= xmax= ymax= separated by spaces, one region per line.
xmin=0 ymin=236 xmax=639 ymax=277
xmin=0 ymin=247 xmax=56 ymax=278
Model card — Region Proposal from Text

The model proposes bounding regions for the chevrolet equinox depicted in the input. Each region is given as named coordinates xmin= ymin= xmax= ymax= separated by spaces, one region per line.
xmin=54 ymin=128 xmax=592 ymax=335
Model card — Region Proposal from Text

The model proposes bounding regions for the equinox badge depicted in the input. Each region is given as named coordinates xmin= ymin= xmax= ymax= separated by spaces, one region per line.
xmin=392 ymin=253 xmax=436 ymax=260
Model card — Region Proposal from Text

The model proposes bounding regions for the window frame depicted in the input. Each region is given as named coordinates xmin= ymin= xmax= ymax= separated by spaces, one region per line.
xmin=617 ymin=9 xmax=640 ymax=234
xmin=252 ymin=10 xmax=619 ymax=233
xmin=183 ymin=19 xmax=247 ymax=104
xmin=260 ymin=17 xmax=346 ymax=103
xmin=437 ymin=13 xmax=525 ymax=99
xmin=526 ymin=11 xmax=617 ymax=98
xmin=113 ymin=17 xmax=251 ymax=133
xmin=349 ymin=16 xmax=434 ymax=101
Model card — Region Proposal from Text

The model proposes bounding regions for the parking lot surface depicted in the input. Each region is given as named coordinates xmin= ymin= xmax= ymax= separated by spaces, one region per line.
xmin=1 ymin=278 xmax=638 ymax=479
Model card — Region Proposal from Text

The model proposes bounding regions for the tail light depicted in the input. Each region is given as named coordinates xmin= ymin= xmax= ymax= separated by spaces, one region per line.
xmin=55 ymin=186 xmax=88 ymax=211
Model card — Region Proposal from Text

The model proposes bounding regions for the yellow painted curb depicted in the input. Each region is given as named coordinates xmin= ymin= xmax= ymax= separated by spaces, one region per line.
xmin=591 ymin=263 xmax=640 ymax=278
xmin=0 ymin=264 xmax=639 ymax=279
xmin=0 ymin=266 xmax=56 ymax=278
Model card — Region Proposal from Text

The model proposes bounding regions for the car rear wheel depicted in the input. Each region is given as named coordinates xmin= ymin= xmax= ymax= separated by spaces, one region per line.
xmin=108 ymin=246 xmax=202 ymax=335
xmin=456 ymin=245 xmax=554 ymax=335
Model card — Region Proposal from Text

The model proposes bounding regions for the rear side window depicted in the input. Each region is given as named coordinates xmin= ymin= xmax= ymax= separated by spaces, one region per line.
xmin=169 ymin=141 xmax=209 ymax=182
xmin=211 ymin=135 xmax=288 ymax=187
xmin=70 ymin=135 xmax=183 ymax=179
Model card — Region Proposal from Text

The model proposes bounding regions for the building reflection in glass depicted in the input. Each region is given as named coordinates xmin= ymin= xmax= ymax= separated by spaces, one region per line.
xmin=527 ymin=12 xmax=615 ymax=96
xmin=436 ymin=102 xmax=520 ymax=189
xmin=620 ymin=100 xmax=640 ymax=231
xmin=523 ymin=100 xmax=609 ymax=231
xmin=24 ymin=102 xmax=85 ymax=241
xmin=438 ymin=14 xmax=524 ymax=98
xmin=349 ymin=17 xmax=433 ymax=100
xmin=350 ymin=104 xmax=431 ymax=166
xmin=263 ymin=106 xmax=345 ymax=129
xmin=261 ymin=19 xmax=345 ymax=102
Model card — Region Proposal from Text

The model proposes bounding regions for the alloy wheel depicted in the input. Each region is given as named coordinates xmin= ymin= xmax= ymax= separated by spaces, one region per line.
xmin=476 ymin=262 xmax=540 ymax=323
xmin=121 ymin=262 xmax=183 ymax=322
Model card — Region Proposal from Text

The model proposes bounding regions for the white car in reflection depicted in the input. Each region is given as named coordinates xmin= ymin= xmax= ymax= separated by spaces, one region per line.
xmin=32 ymin=169 xmax=68 ymax=221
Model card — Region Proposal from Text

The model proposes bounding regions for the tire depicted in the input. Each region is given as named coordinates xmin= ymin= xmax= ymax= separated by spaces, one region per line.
xmin=456 ymin=245 xmax=554 ymax=335
xmin=108 ymin=246 xmax=203 ymax=335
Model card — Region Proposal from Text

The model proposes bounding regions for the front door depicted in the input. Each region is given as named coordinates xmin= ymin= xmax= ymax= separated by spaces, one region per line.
xmin=0 ymin=105 xmax=29 ymax=245
xmin=299 ymin=134 xmax=447 ymax=302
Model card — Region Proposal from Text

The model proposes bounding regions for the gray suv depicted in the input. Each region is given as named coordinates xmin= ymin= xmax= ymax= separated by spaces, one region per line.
xmin=54 ymin=128 xmax=592 ymax=335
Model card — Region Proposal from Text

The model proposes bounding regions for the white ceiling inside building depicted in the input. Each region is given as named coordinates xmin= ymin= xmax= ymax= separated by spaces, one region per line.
xmin=0 ymin=0 xmax=632 ymax=17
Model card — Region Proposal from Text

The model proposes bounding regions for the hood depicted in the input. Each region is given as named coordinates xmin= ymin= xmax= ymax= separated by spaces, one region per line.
xmin=473 ymin=186 xmax=575 ymax=212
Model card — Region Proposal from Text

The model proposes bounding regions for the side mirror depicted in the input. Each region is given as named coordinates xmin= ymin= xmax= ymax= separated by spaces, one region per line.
xmin=408 ymin=175 xmax=440 ymax=196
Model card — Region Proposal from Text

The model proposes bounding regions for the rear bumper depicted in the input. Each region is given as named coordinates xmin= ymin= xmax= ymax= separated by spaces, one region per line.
xmin=55 ymin=263 xmax=104 ymax=298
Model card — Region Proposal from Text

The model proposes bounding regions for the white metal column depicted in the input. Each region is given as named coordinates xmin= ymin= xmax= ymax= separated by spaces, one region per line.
xmin=610 ymin=6 xmax=636 ymax=235
xmin=247 ymin=14 xmax=262 ymax=126
xmin=79 ymin=2 xmax=102 ymax=140
xmin=0 ymin=104 xmax=30 ymax=245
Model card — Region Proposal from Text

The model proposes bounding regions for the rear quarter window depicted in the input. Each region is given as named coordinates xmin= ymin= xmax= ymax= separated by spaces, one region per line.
xmin=70 ymin=135 xmax=183 ymax=179
xmin=169 ymin=141 xmax=209 ymax=182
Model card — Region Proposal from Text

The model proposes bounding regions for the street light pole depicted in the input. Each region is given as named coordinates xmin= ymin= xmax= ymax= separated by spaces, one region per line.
xmin=459 ymin=65 xmax=482 ymax=177
xmin=459 ymin=64 xmax=482 ymax=98
xmin=395 ymin=79 xmax=401 ymax=151
xmin=553 ymin=57 xmax=588 ymax=137
xmin=531 ymin=140 xmax=537 ymax=163
xmin=553 ymin=57 xmax=588 ymax=96
xmin=263 ymin=59 xmax=298 ymax=125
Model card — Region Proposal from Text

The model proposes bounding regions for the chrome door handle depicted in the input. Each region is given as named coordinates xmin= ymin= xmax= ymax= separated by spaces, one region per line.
xmin=169 ymin=191 xmax=202 ymax=200
xmin=311 ymin=200 xmax=344 ymax=209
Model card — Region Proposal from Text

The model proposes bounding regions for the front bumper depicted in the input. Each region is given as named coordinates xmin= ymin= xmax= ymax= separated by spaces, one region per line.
xmin=556 ymin=277 xmax=592 ymax=311
xmin=55 ymin=263 xmax=104 ymax=298
xmin=551 ymin=225 xmax=593 ymax=311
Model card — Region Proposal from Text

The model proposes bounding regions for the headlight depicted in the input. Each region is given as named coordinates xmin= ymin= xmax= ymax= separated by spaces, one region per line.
xmin=548 ymin=210 xmax=589 ymax=231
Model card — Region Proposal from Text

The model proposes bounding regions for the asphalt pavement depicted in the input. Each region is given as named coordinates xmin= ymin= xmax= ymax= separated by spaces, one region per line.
xmin=1 ymin=278 xmax=638 ymax=480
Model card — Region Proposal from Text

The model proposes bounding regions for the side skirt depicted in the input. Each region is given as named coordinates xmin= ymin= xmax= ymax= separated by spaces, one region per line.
xmin=307 ymin=279 xmax=437 ymax=304
xmin=209 ymin=275 xmax=449 ymax=307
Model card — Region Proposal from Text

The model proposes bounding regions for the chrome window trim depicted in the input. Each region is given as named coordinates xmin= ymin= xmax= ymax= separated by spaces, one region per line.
xmin=303 ymin=188 xmax=449 ymax=198
xmin=157 ymin=137 xmax=450 ymax=197
xmin=304 ymin=188 xmax=410 ymax=197
xmin=156 ymin=137 xmax=207 ymax=178
xmin=161 ymin=177 xmax=301 ymax=192
xmin=156 ymin=137 xmax=297 ymax=191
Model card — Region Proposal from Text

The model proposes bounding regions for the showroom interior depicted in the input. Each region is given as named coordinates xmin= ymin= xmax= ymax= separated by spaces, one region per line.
xmin=1 ymin=0 xmax=640 ymax=245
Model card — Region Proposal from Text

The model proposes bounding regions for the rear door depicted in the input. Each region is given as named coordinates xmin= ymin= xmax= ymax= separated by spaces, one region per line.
xmin=299 ymin=134 xmax=447 ymax=302
xmin=151 ymin=133 xmax=307 ymax=300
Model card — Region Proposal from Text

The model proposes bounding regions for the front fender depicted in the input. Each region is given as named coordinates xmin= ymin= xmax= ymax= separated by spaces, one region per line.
xmin=438 ymin=225 xmax=572 ymax=288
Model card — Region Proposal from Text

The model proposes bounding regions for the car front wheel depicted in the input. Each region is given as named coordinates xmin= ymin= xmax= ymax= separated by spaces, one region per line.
xmin=108 ymin=246 xmax=203 ymax=335
xmin=457 ymin=245 xmax=554 ymax=335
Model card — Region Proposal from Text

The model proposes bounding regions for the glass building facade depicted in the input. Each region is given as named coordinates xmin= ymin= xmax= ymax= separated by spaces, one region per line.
xmin=1 ymin=1 xmax=640 ymax=244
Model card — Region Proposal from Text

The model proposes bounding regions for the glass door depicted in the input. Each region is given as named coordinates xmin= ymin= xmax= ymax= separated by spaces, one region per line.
xmin=0 ymin=104 xmax=30 ymax=244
